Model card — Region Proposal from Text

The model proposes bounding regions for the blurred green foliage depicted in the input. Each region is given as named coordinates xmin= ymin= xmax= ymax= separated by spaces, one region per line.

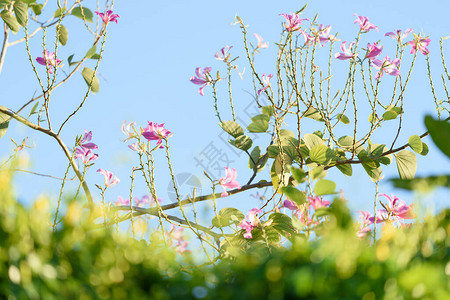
xmin=0 ymin=171 xmax=449 ymax=299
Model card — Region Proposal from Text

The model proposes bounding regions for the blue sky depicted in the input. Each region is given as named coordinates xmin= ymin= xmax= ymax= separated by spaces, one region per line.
xmin=1 ymin=0 xmax=449 ymax=225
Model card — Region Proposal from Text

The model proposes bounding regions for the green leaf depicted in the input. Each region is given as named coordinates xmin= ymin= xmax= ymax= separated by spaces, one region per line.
xmin=395 ymin=150 xmax=417 ymax=180
xmin=30 ymin=3 xmax=43 ymax=15
xmin=304 ymin=107 xmax=324 ymax=121
xmin=220 ymin=121 xmax=243 ymax=138
xmin=419 ymin=142 xmax=429 ymax=156
xmin=249 ymin=146 xmax=261 ymax=169
xmin=337 ymin=136 xmax=354 ymax=148
xmin=336 ymin=114 xmax=350 ymax=124
xmin=0 ymin=111 xmax=9 ymax=138
xmin=71 ymin=6 xmax=93 ymax=23
xmin=391 ymin=175 xmax=450 ymax=192
xmin=67 ymin=54 xmax=74 ymax=65
xmin=309 ymin=145 xmax=334 ymax=165
xmin=1 ymin=10 xmax=20 ymax=33
xmin=291 ymin=167 xmax=306 ymax=184
xmin=424 ymin=116 xmax=450 ymax=159
xmin=251 ymin=114 xmax=270 ymax=123
xmin=408 ymin=135 xmax=423 ymax=154
xmin=247 ymin=120 xmax=268 ymax=133
xmin=336 ymin=163 xmax=352 ymax=176
xmin=303 ymin=133 xmax=324 ymax=150
xmin=368 ymin=113 xmax=378 ymax=123
xmin=383 ymin=110 xmax=398 ymax=121
xmin=310 ymin=166 xmax=326 ymax=180
xmin=28 ymin=101 xmax=39 ymax=117
xmin=261 ymin=105 xmax=274 ymax=116
xmin=85 ymin=45 xmax=96 ymax=59
xmin=54 ymin=7 xmax=66 ymax=18
xmin=57 ymin=24 xmax=68 ymax=45
xmin=211 ymin=208 xmax=244 ymax=228
xmin=234 ymin=135 xmax=252 ymax=151
xmin=281 ymin=186 xmax=306 ymax=207
xmin=269 ymin=213 xmax=297 ymax=238
xmin=90 ymin=53 xmax=101 ymax=60
xmin=271 ymin=154 xmax=291 ymax=192
xmin=362 ymin=163 xmax=383 ymax=182
xmin=81 ymin=67 xmax=100 ymax=93
xmin=313 ymin=179 xmax=336 ymax=196
xmin=13 ymin=0 xmax=28 ymax=27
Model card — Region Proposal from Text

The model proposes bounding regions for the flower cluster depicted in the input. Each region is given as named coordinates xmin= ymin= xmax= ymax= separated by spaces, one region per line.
xmin=190 ymin=67 xmax=214 ymax=96
xmin=74 ymin=130 xmax=98 ymax=165
xmin=239 ymin=208 xmax=262 ymax=239
xmin=257 ymin=73 xmax=273 ymax=95
xmin=167 ymin=225 xmax=190 ymax=254
xmin=284 ymin=196 xmax=331 ymax=228
xmin=300 ymin=24 xmax=337 ymax=47
xmin=114 ymin=195 xmax=162 ymax=207
xmin=357 ymin=194 xmax=415 ymax=238
xmin=122 ymin=121 xmax=172 ymax=151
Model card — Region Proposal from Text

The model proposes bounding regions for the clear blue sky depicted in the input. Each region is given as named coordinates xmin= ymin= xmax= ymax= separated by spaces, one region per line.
xmin=1 ymin=0 xmax=449 ymax=223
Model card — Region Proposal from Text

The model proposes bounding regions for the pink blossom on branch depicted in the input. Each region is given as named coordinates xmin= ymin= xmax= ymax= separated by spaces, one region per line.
xmin=95 ymin=10 xmax=119 ymax=24
xmin=214 ymin=45 xmax=233 ymax=61
xmin=365 ymin=42 xmax=383 ymax=60
xmin=254 ymin=33 xmax=269 ymax=49
xmin=74 ymin=147 xmax=98 ymax=165
xmin=190 ymin=67 xmax=212 ymax=96
xmin=353 ymin=14 xmax=378 ymax=33
xmin=79 ymin=130 xmax=98 ymax=150
xmin=280 ymin=13 xmax=308 ymax=32
xmin=379 ymin=193 xmax=415 ymax=220
xmin=257 ymin=73 xmax=273 ymax=95
xmin=371 ymin=56 xmax=401 ymax=80
xmin=141 ymin=122 xmax=172 ymax=149
xmin=308 ymin=196 xmax=331 ymax=210
xmin=239 ymin=208 xmax=262 ymax=239
xmin=122 ymin=121 xmax=137 ymax=141
xmin=385 ymin=28 xmax=414 ymax=42
xmin=114 ymin=196 xmax=130 ymax=206
xmin=97 ymin=169 xmax=120 ymax=187
xmin=219 ymin=167 xmax=241 ymax=197
xmin=407 ymin=34 xmax=431 ymax=55
xmin=36 ymin=50 xmax=62 ymax=74
xmin=334 ymin=41 xmax=356 ymax=60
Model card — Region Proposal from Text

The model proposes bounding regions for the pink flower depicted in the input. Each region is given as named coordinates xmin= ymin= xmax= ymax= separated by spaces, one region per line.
xmin=280 ymin=13 xmax=308 ymax=32
xmin=369 ymin=209 xmax=388 ymax=224
xmin=79 ymin=130 xmax=98 ymax=150
xmin=316 ymin=24 xmax=337 ymax=46
xmin=97 ymin=169 xmax=120 ymax=187
xmin=385 ymin=29 xmax=414 ymax=42
xmin=167 ymin=225 xmax=190 ymax=254
xmin=114 ymin=196 xmax=130 ymax=206
xmin=74 ymin=147 xmax=98 ymax=165
xmin=128 ymin=143 xmax=143 ymax=152
xmin=353 ymin=14 xmax=378 ymax=33
xmin=334 ymin=41 xmax=357 ymax=60
xmin=371 ymin=56 xmax=401 ymax=80
xmin=254 ymin=33 xmax=269 ymax=49
xmin=283 ymin=199 xmax=299 ymax=211
xmin=365 ymin=42 xmax=383 ymax=60
xmin=190 ymin=67 xmax=212 ymax=96
xmin=122 ymin=121 xmax=137 ymax=141
xmin=379 ymin=193 xmax=415 ymax=220
xmin=141 ymin=122 xmax=172 ymax=149
xmin=36 ymin=50 xmax=62 ymax=74
xmin=239 ymin=208 xmax=262 ymax=239
xmin=407 ymin=34 xmax=431 ymax=55
xmin=134 ymin=195 xmax=162 ymax=207
xmin=308 ymin=196 xmax=331 ymax=210
xmin=257 ymin=73 xmax=273 ymax=95
xmin=219 ymin=167 xmax=241 ymax=197
xmin=214 ymin=45 xmax=233 ymax=61
xmin=297 ymin=210 xmax=317 ymax=227
xmin=95 ymin=10 xmax=119 ymax=24
xmin=356 ymin=211 xmax=374 ymax=238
